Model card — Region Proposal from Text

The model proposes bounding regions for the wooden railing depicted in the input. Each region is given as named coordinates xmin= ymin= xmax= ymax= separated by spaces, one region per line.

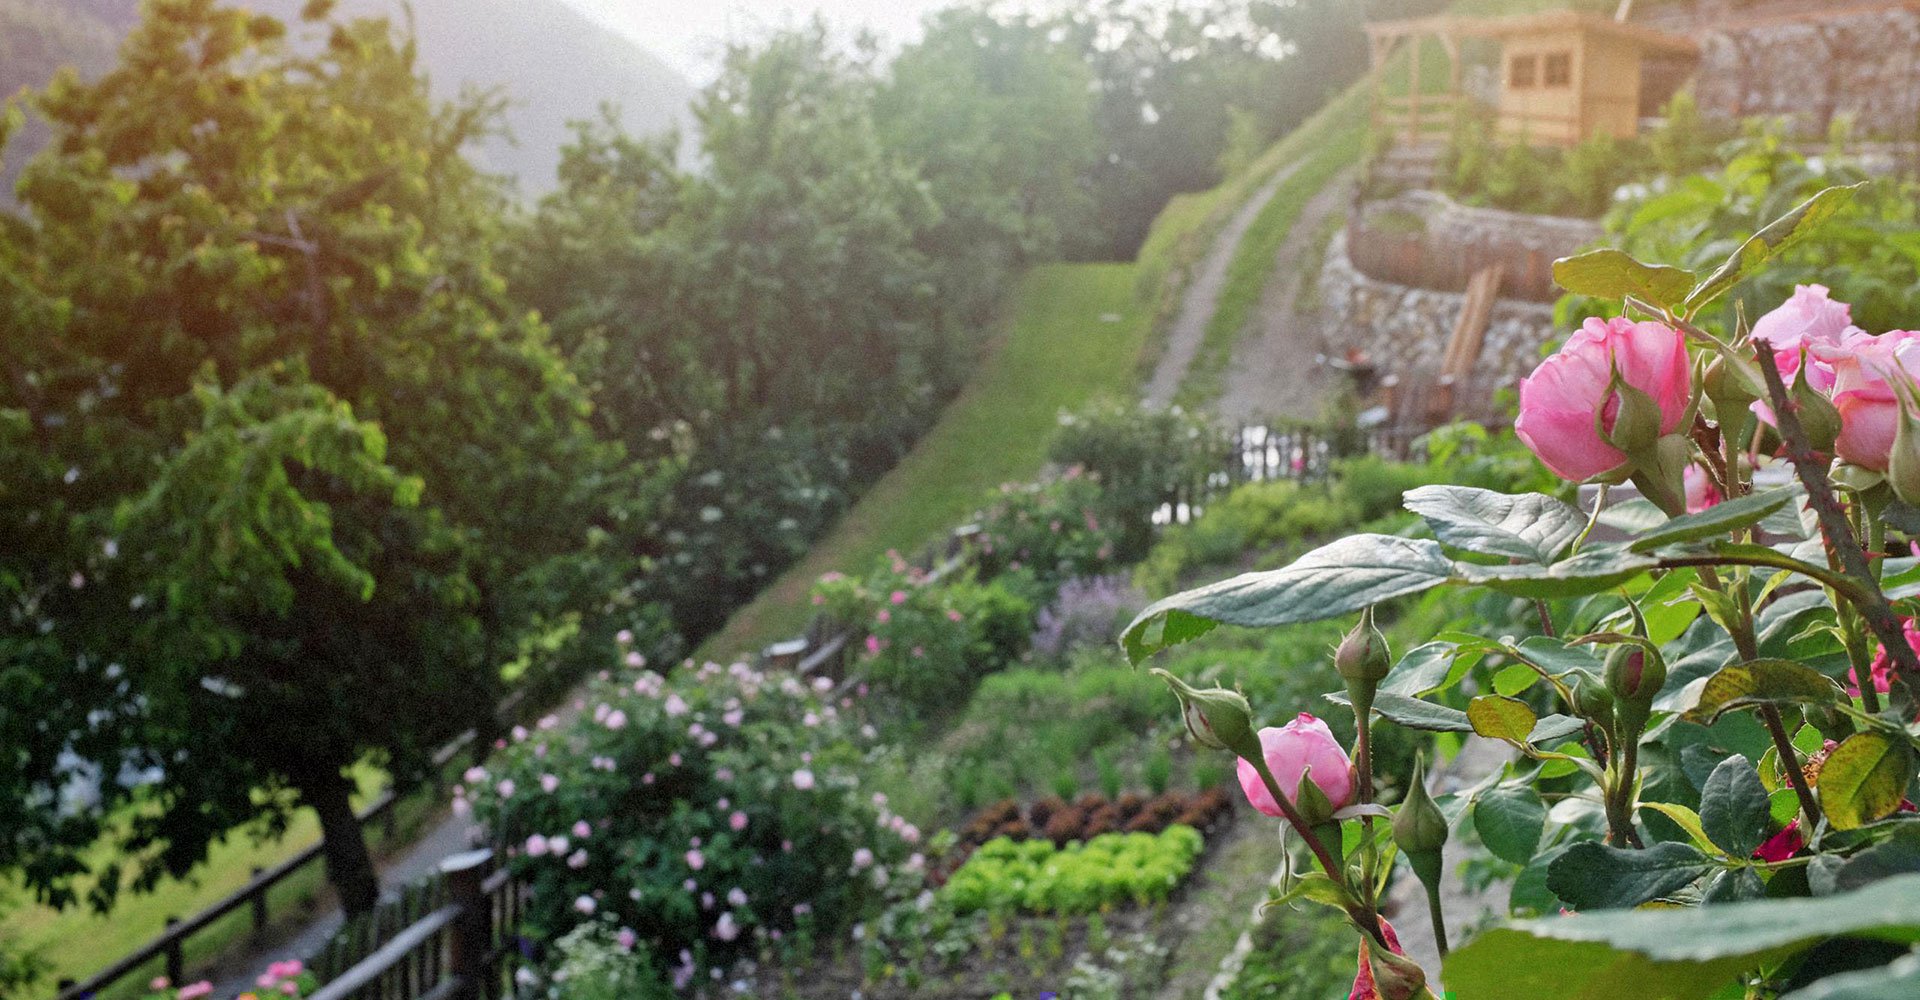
xmin=56 ymin=705 xmax=516 ymax=1000
xmin=303 ymin=849 xmax=527 ymax=1000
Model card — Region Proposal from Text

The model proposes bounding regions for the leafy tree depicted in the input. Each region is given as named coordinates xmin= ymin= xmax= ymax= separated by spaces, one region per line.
xmin=1 ymin=0 xmax=646 ymax=916
xmin=876 ymin=8 xmax=1100 ymax=319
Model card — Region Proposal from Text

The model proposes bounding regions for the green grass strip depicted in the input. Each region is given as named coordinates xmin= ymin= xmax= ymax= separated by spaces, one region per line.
xmin=698 ymin=263 xmax=1150 ymax=659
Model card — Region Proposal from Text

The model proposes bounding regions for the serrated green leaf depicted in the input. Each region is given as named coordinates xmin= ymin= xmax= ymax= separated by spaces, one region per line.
xmin=1782 ymin=953 xmax=1920 ymax=1000
xmin=1629 ymin=488 xmax=1796 ymax=552
xmin=1699 ymin=754 xmax=1771 ymax=858
xmin=1120 ymin=534 xmax=1453 ymax=662
xmin=1382 ymin=641 xmax=1458 ymax=696
xmin=1639 ymin=801 xmax=1719 ymax=856
xmin=1458 ymin=545 xmax=1661 ymax=598
xmin=1552 ymin=248 xmax=1698 ymax=307
xmin=1821 ymin=732 xmax=1913 ymax=831
xmin=1475 ymin=784 xmax=1546 ymax=865
xmin=1403 ymin=485 xmax=1588 ymax=563
xmin=1445 ymin=927 xmax=1752 ymax=1000
xmin=1469 ymin=695 xmax=1539 ymax=744
xmin=1326 ymin=690 xmax=1471 ymax=732
xmin=1494 ymin=662 xmax=1540 ymax=696
xmin=1685 ymin=184 xmax=1865 ymax=311
xmin=1547 ymin=841 xmax=1712 ymax=910
xmin=1683 ymin=659 xmax=1842 ymax=724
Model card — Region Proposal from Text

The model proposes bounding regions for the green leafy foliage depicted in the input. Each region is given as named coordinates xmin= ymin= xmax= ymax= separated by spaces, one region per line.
xmin=940 ymin=826 xmax=1205 ymax=916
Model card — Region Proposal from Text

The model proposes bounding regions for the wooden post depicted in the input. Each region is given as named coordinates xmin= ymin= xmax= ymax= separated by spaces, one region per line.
xmin=163 ymin=917 xmax=183 ymax=985
xmin=443 ymin=849 xmax=495 ymax=1000
xmin=250 ymin=867 xmax=269 ymax=934
xmin=1407 ymin=34 xmax=1424 ymax=145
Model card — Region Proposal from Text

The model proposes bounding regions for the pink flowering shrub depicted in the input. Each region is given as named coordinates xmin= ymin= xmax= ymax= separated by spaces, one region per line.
xmin=813 ymin=556 xmax=1034 ymax=712
xmin=465 ymin=656 xmax=919 ymax=986
xmin=972 ymin=473 xmax=1122 ymax=590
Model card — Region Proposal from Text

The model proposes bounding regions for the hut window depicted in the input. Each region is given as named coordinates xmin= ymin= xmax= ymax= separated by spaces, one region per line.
xmin=1543 ymin=51 xmax=1573 ymax=87
xmin=1509 ymin=54 xmax=1538 ymax=88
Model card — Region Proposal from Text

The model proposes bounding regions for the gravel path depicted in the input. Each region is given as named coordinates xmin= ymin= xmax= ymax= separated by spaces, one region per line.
xmin=1142 ymin=159 xmax=1310 ymax=409
xmin=1212 ymin=169 xmax=1356 ymax=425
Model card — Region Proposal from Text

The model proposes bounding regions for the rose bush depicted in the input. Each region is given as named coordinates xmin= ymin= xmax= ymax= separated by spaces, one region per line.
xmin=464 ymin=641 xmax=920 ymax=989
xmin=1124 ymin=185 xmax=1920 ymax=1000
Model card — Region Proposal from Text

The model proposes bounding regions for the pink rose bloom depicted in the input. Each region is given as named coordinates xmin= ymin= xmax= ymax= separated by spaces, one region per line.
xmin=268 ymin=961 xmax=302 ymax=980
xmin=549 ymin=835 xmax=569 ymax=855
xmin=875 ymin=609 xmax=890 ymax=624
xmin=615 ymin=927 xmax=638 ymax=951
xmin=1754 ymin=820 xmax=1804 ymax=863
xmin=728 ymin=887 xmax=749 ymax=908
xmin=495 ymin=778 xmax=515 ymax=799
xmin=730 ymin=810 xmax=749 ymax=831
xmin=525 ymin=833 xmax=549 ymax=857
xmin=280 ymin=982 xmax=299 ymax=996
xmin=851 ymin=847 xmax=875 ymax=870
xmin=540 ymin=773 xmax=559 ymax=794
xmin=714 ymin=912 xmax=741 ymax=942
xmin=1752 ymin=284 xmax=1857 ymax=384
xmin=567 ymin=849 xmax=589 ymax=869
xmin=1515 ymin=317 xmax=1691 ymax=481
xmin=1349 ymin=918 xmax=1406 ymax=1000
xmin=574 ymin=895 xmax=596 ymax=915
xmin=1683 ymin=465 xmax=1721 ymax=514
xmin=686 ymin=848 xmax=705 ymax=870
xmin=152 ymin=978 xmax=171 ymax=992
xmin=1814 ymin=329 xmax=1920 ymax=470
xmin=178 ymin=984 xmax=214 ymax=1000
xmin=1236 ymin=714 xmax=1354 ymax=820
xmin=1852 ymin=617 xmax=1920 ymax=697
xmin=664 ymin=694 xmax=690 ymax=717
xmin=624 ymin=650 xmax=644 ymax=668
xmin=572 ymin=819 xmax=592 ymax=839
xmin=890 ymin=590 xmax=908 ymax=605
xmin=864 ymin=635 xmax=882 ymax=655
xmin=604 ymin=709 xmax=628 ymax=730
xmin=793 ymin=768 xmax=816 ymax=790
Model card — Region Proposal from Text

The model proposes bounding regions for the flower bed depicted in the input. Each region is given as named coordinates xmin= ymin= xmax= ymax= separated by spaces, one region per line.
xmin=955 ymin=790 xmax=1233 ymax=852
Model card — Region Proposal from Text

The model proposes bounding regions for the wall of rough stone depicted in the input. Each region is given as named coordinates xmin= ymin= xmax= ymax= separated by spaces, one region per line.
xmin=1347 ymin=191 xmax=1603 ymax=303
xmin=1645 ymin=2 xmax=1920 ymax=138
xmin=1319 ymin=230 xmax=1562 ymax=396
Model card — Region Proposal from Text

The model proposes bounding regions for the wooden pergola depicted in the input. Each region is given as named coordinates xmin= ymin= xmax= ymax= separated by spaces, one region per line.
xmin=1364 ymin=10 xmax=1698 ymax=148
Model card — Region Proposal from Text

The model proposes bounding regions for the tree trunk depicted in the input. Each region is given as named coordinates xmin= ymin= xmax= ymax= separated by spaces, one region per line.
xmin=300 ymin=769 xmax=380 ymax=916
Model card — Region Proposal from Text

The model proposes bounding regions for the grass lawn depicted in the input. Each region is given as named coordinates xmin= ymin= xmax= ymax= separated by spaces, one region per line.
xmin=696 ymin=262 xmax=1150 ymax=660
xmin=5 ymin=765 xmax=447 ymax=999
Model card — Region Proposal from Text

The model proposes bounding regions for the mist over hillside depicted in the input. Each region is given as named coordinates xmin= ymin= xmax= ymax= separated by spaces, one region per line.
xmin=1 ymin=0 xmax=694 ymax=200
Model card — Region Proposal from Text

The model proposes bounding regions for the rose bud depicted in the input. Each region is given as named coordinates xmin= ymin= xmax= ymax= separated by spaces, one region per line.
xmin=1236 ymin=714 xmax=1355 ymax=824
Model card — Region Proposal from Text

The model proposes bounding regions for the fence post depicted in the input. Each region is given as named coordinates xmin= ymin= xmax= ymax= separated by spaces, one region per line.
xmin=250 ymin=867 xmax=269 ymax=934
xmin=163 ymin=917 xmax=183 ymax=984
xmin=443 ymin=849 xmax=495 ymax=1000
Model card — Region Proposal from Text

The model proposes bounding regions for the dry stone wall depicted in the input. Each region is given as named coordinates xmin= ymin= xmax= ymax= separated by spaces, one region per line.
xmin=1648 ymin=2 xmax=1920 ymax=138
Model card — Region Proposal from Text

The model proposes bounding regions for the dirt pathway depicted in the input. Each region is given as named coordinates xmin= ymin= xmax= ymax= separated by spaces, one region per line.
xmin=1142 ymin=159 xmax=1310 ymax=409
xmin=1212 ymin=169 xmax=1355 ymax=425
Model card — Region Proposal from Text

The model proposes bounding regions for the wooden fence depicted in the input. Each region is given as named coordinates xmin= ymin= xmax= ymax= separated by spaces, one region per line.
xmin=55 ymin=687 xmax=534 ymax=1000
xmin=303 ymin=850 xmax=527 ymax=1000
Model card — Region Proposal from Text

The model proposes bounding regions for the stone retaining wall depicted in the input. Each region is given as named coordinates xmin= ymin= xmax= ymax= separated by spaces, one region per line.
xmin=1319 ymin=230 xmax=1562 ymax=392
xmin=1646 ymin=2 xmax=1920 ymax=138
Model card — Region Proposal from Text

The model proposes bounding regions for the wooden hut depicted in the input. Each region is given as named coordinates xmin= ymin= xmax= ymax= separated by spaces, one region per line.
xmin=1365 ymin=10 xmax=1698 ymax=148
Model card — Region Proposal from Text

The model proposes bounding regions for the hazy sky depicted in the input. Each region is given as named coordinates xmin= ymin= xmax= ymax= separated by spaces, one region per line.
xmin=557 ymin=0 xmax=1024 ymax=82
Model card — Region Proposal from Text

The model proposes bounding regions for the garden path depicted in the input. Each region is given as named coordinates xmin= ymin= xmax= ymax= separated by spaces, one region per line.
xmin=1212 ymin=169 xmax=1355 ymax=425
xmin=1141 ymin=158 xmax=1311 ymax=410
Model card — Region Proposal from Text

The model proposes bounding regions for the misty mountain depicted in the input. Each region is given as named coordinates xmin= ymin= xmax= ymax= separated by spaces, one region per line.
xmin=2 ymin=0 xmax=694 ymax=200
